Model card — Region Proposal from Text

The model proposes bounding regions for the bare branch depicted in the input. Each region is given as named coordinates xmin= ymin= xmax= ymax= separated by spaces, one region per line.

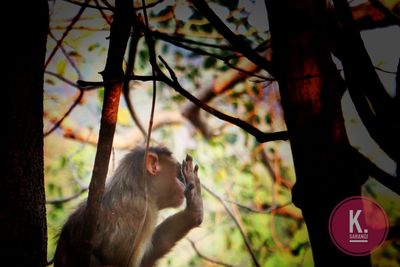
xmin=158 ymin=56 xmax=288 ymax=143
xmin=54 ymin=111 xmax=185 ymax=149
xmin=63 ymin=0 xmax=112 ymax=10
xmin=202 ymin=183 xmax=261 ymax=267
xmin=77 ymin=74 xmax=159 ymax=87
xmin=225 ymin=199 xmax=291 ymax=214
xmin=156 ymin=33 xmax=272 ymax=80
xmin=45 ymin=0 xmax=91 ymax=68
xmin=48 ymin=31 xmax=82 ymax=79
xmin=46 ymin=187 xmax=88 ymax=205
xmin=152 ymin=30 xmax=234 ymax=50
xmin=133 ymin=0 xmax=164 ymax=11
xmin=332 ymin=0 xmax=397 ymax=160
xmin=94 ymin=0 xmax=113 ymax=25
xmin=351 ymin=147 xmax=400 ymax=195
xmin=44 ymin=90 xmax=84 ymax=137
xmin=99 ymin=0 xmax=114 ymax=10
xmin=369 ymin=0 xmax=400 ymax=26
xmin=141 ymin=0 xmax=158 ymax=149
xmin=186 ymin=238 xmax=235 ymax=267
xmin=189 ymin=0 xmax=276 ymax=77
xmin=123 ymin=26 xmax=147 ymax=138
xmin=80 ymin=0 xmax=132 ymax=264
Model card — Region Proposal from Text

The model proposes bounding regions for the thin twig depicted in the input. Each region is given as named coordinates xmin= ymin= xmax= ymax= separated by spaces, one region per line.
xmin=63 ymin=0 xmax=112 ymax=10
xmin=133 ymin=0 xmax=164 ymax=11
xmin=351 ymin=147 xmax=400 ymax=195
xmin=369 ymin=0 xmax=400 ymax=26
xmin=123 ymin=28 xmax=147 ymax=137
xmin=202 ymin=183 xmax=261 ymax=267
xmin=156 ymin=33 xmax=273 ymax=80
xmin=46 ymin=187 xmax=88 ymax=205
xmin=77 ymin=74 xmax=158 ymax=87
xmin=44 ymin=90 xmax=84 ymax=136
xmin=45 ymin=0 xmax=91 ymax=68
xmin=94 ymin=0 xmax=113 ymax=25
xmin=152 ymin=30 xmax=233 ymax=50
xmin=374 ymin=66 xmax=397 ymax=74
xmin=190 ymin=0 xmax=276 ymax=77
xmin=48 ymin=31 xmax=82 ymax=79
xmin=224 ymin=199 xmax=292 ymax=215
xmin=186 ymin=238 xmax=235 ymax=267
xmin=141 ymin=0 xmax=158 ymax=149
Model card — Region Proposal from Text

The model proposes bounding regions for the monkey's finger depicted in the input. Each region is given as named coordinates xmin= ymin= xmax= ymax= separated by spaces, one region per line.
xmin=194 ymin=165 xmax=200 ymax=184
xmin=185 ymin=154 xmax=193 ymax=171
xmin=182 ymin=159 xmax=188 ymax=180
xmin=186 ymin=154 xmax=193 ymax=162
xmin=194 ymin=166 xmax=201 ymax=194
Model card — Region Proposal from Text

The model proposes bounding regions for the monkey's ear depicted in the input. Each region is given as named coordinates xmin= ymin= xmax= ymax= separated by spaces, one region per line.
xmin=146 ymin=152 xmax=160 ymax=176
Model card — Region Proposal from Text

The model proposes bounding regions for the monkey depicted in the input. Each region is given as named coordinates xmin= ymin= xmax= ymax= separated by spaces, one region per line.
xmin=54 ymin=146 xmax=203 ymax=267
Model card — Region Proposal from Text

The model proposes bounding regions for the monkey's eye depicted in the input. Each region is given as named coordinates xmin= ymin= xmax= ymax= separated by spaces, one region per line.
xmin=176 ymin=163 xmax=186 ymax=185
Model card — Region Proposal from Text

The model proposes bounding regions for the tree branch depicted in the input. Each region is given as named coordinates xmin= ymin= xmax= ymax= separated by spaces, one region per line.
xmin=369 ymin=0 xmax=400 ymax=26
xmin=152 ymin=30 xmax=234 ymax=50
xmin=157 ymin=56 xmax=288 ymax=143
xmin=45 ymin=0 xmax=91 ymax=68
xmin=186 ymin=238 xmax=235 ymax=267
xmin=189 ymin=0 xmax=276 ymax=77
xmin=46 ymin=187 xmax=88 ymax=205
xmin=79 ymin=0 xmax=132 ymax=265
xmin=202 ymin=183 xmax=261 ymax=267
xmin=63 ymin=0 xmax=112 ymax=10
xmin=48 ymin=31 xmax=83 ymax=79
xmin=351 ymin=147 xmax=400 ymax=195
xmin=44 ymin=90 xmax=84 ymax=137
xmin=123 ymin=25 xmax=147 ymax=137
xmin=52 ymin=111 xmax=186 ymax=149
xmin=332 ymin=0 xmax=397 ymax=160
xmin=77 ymin=74 xmax=159 ymax=87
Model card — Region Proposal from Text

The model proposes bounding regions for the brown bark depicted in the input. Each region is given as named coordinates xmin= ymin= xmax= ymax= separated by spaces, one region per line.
xmin=79 ymin=0 xmax=132 ymax=265
xmin=266 ymin=0 xmax=370 ymax=266
xmin=1 ymin=1 xmax=49 ymax=266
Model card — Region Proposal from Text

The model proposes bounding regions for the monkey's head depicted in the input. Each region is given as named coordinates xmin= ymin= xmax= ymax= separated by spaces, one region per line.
xmin=145 ymin=148 xmax=186 ymax=210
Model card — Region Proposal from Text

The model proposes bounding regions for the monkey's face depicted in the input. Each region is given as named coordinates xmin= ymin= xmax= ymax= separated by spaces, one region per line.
xmin=152 ymin=156 xmax=186 ymax=210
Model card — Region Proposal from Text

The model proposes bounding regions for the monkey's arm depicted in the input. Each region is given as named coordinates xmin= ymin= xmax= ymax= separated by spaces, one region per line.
xmin=140 ymin=155 xmax=203 ymax=267
xmin=140 ymin=210 xmax=200 ymax=266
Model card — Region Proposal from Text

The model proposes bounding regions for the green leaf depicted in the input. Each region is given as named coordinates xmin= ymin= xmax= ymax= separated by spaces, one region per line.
xmin=56 ymin=60 xmax=67 ymax=75
xmin=162 ymin=44 xmax=169 ymax=53
xmin=98 ymin=88 xmax=104 ymax=102
xmin=204 ymin=56 xmax=217 ymax=69
xmin=244 ymin=101 xmax=254 ymax=112
xmin=139 ymin=49 xmax=149 ymax=64
xmin=225 ymin=133 xmax=237 ymax=144
xmin=265 ymin=114 xmax=272 ymax=124
xmin=45 ymin=78 xmax=55 ymax=85
xmin=88 ymin=43 xmax=100 ymax=51
xmin=200 ymin=23 xmax=213 ymax=33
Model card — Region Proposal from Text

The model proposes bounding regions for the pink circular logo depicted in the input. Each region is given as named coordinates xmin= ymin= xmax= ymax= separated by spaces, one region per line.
xmin=329 ymin=196 xmax=388 ymax=256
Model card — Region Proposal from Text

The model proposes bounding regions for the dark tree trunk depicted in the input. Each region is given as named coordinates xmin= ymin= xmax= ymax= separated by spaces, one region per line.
xmin=266 ymin=1 xmax=371 ymax=266
xmin=1 ymin=1 xmax=49 ymax=266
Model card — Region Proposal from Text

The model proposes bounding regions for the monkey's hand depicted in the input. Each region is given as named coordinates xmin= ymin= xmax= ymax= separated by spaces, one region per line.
xmin=182 ymin=154 xmax=203 ymax=227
